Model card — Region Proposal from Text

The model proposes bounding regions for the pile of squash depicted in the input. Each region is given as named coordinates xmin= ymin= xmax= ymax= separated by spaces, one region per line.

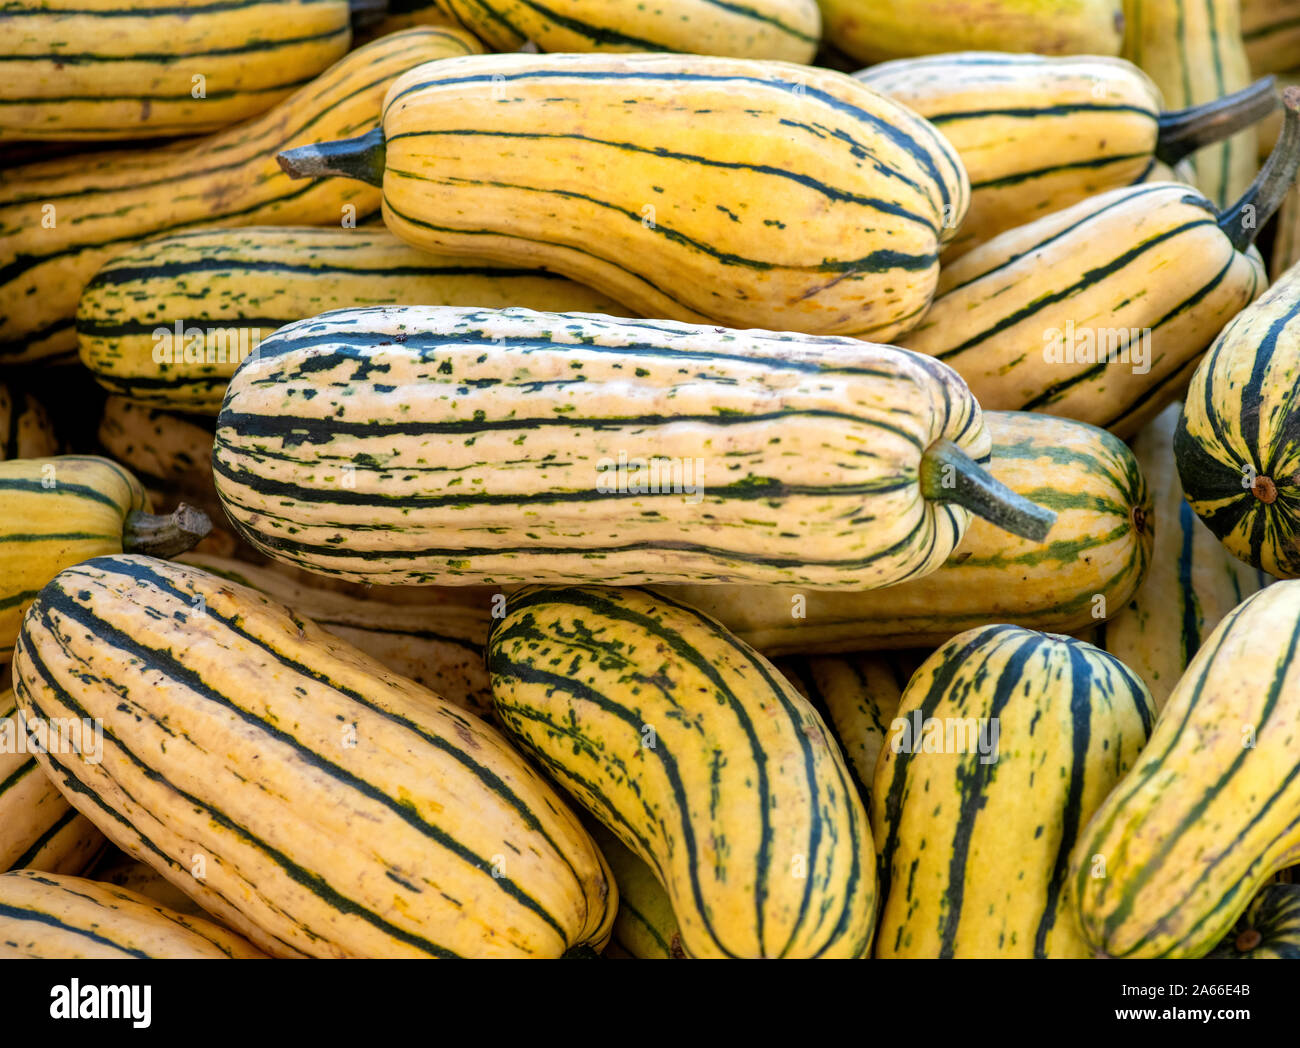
xmin=2 ymin=0 xmax=1300 ymax=960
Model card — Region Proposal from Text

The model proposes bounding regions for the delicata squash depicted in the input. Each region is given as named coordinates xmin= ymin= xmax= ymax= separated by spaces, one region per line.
xmin=212 ymin=305 xmax=1055 ymax=590
xmin=11 ymin=555 xmax=617 ymax=958
xmin=276 ymin=51 xmax=969 ymax=339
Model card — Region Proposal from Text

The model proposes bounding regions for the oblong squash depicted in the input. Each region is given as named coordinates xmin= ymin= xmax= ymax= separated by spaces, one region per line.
xmin=656 ymin=411 xmax=1150 ymax=653
xmin=213 ymin=306 xmax=1056 ymax=590
xmin=0 ymin=870 xmax=264 ymax=959
xmin=1071 ymin=580 xmax=1300 ymax=958
xmin=12 ymin=554 xmax=616 ymax=958
xmin=857 ymin=53 xmax=1278 ymax=260
xmin=0 ymin=0 xmax=351 ymax=140
xmin=487 ymin=585 xmax=877 ymax=959
xmin=1242 ymin=0 xmax=1300 ymax=75
xmin=874 ymin=625 xmax=1155 ymax=957
xmin=277 ymin=51 xmax=969 ymax=339
xmin=0 ymin=26 xmax=484 ymax=365
xmin=433 ymin=0 xmax=822 ymax=62
xmin=1097 ymin=403 xmax=1269 ymax=710
xmin=896 ymin=148 xmax=1289 ymax=436
xmin=77 ymin=226 xmax=634 ymax=414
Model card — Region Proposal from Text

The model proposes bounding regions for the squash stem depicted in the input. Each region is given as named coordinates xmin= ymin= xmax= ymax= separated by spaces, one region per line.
xmin=920 ymin=440 xmax=1056 ymax=542
xmin=277 ymin=127 xmax=386 ymax=186
xmin=1156 ymin=77 xmax=1278 ymax=166
xmin=122 ymin=504 xmax=212 ymax=559
xmin=1219 ymin=86 xmax=1300 ymax=251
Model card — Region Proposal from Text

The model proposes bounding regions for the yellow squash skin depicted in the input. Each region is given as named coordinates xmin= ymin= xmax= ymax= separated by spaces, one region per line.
xmin=777 ymin=652 xmax=919 ymax=804
xmin=856 ymin=53 xmax=1266 ymax=260
xmin=1 ymin=688 xmax=106 ymax=875
xmin=1096 ymin=403 xmax=1268 ymax=710
xmin=0 ymin=871 xmax=265 ymax=959
xmin=433 ymin=0 xmax=822 ymax=61
xmin=77 ymin=226 xmax=633 ymax=415
xmin=657 ymin=411 xmax=1152 ymax=654
xmin=873 ymin=625 xmax=1155 ymax=958
xmin=1071 ymin=580 xmax=1300 ymax=958
xmin=370 ymin=52 xmax=968 ymax=338
xmin=0 ymin=0 xmax=351 ymax=140
xmin=0 ymin=456 xmax=149 ymax=664
xmin=0 ymin=383 xmax=57 ymax=460
xmin=898 ymin=181 xmax=1267 ymax=437
xmin=0 ymin=27 xmax=483 ymax=366
xmin=178 ymin=553 xmax=494 ymax=718
xmin=818 ymin=0 xmax=1124 ymax=64
xmin=1122 ymin=0 xmax=1256 ymax=206
xmin=588 ymin=823 xmax=684 ymax=960
xmin=488 ymin=585 xmax=877 ymax=959
xmin=12 ymin=555 xmax=616 ymax=959
xmin=1242 ymin=0 xmax=1300 ymax=75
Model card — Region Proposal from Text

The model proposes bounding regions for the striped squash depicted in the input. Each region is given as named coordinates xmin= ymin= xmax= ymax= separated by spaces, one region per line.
xmin=487 ymin=585 xmax=876 ymax=958
xmin=1 ymin=688 xmax=106 ymax=875
xmin=213 ymin=305 xmax=1055 ymax=590
xmin=1176 ymin=259 xmax=1300 ymax=576
xmin=1097 ymin=403 xmax=1269 ymax=709
xmin=874 ymin=626 xmax=1155 ymax=958
xmin=0 ymin=871 xmax=264 ymax=959
xmin=179 ymin=553 xmax=494 ymax=717
xmin=1 ymin=456 xmax=210 ymax=664
xmin=0 ymin=26 xmax=483 ymax=366
xmin=856 ymin=53 xmax=1279 ymax=261
xmin=276 ymin=51 xmax=969 ymax=339
xmin=1071 ymin=580 xmax=1300 ymax=957
xmin=432 ymin=0 xmax=821 ymax=61
xmin=0 ymin=383 xmax=57 ymax=460
xmin=588 ymin=823 xmax=683 ymax=960
xmin=1208 ymin=884 xmax=1300 ymax=958
xmin=656 ymin=411 xmax=1151 ymax=654
xmin=1122 ymin=0 xmax=1257 ymax=206
xmin=90 ymin=850 xmax=213 ymax=920
xmin=897 ymin=89 xmax=1300 ymax=437
xmin=77 ymin=226 xmax=633 ymax=414
xmin=1242 ymin=0 xmax=1300 ymax=75
xmin=12 ymin=554 xmax=616 ymax=958
xmin=818 ymin=0 xmax=1124 ymax=63
xmin=0 ymin=0 xmax=351 ymax=140
xmin=776 ymin=652 xmax=920 ymax=804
